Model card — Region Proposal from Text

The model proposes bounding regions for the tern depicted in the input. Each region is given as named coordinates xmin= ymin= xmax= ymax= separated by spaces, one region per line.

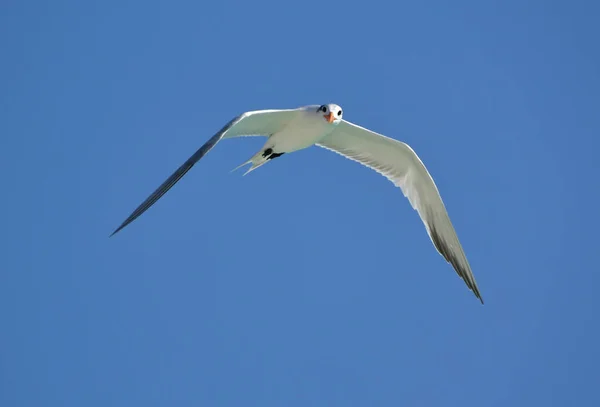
xmin=111 ymin=104 xmax=483 ymax=303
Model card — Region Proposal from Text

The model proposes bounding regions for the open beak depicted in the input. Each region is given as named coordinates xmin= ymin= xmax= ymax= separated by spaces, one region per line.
xmin=324 ymin=112 xmax=335 ymax=123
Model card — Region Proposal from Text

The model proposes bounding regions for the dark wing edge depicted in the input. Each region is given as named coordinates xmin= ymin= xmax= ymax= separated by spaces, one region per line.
xmin=426 ymin=211 xmax=484 ymax=304
xmin=110 ymin=115 xmax=243 ymax=236
xmin=318 ymin=120 xmax=484 ymax=304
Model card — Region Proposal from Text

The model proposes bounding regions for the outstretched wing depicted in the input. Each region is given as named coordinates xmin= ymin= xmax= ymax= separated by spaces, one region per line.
xmin=317 ymin=120 xmax=483 ymax=303
xmin=111 ymin=109 xmax=299 ymax=236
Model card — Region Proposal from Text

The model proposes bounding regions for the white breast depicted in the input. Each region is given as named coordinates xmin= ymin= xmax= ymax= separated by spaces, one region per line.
xmin=270 ymin=110 xmax=333 ymax=153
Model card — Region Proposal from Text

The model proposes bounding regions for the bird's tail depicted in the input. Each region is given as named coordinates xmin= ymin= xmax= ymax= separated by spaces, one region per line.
xmin=230 ymin=147 xmax=273 ymax=176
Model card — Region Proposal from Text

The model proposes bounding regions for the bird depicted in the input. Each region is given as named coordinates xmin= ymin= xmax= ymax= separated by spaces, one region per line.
xmin=111 ymin=104 xmax=483 ymax=303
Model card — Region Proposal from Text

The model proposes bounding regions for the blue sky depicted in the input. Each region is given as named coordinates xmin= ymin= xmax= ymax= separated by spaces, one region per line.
xmin=1 ymin=0 xmax=599 ymax=405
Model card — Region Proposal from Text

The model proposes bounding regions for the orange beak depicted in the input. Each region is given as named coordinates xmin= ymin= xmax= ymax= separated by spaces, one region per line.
xmin=324 ymin=112 xmax=335 ymax=123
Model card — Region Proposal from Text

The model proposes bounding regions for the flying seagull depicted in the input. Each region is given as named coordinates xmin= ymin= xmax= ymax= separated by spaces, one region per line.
xmin=111 ymin=104 xmax=483 ymax=303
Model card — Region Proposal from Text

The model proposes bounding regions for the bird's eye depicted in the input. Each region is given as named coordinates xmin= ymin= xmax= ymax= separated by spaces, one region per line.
xmin=337 ymin=110 xmax=342 ymax=116
xmin=319 ymin=105 xmax=327 ymax=112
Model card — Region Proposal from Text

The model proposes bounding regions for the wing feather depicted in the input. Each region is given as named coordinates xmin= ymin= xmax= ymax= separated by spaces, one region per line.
xmin=317 ymin=120 xmax=483 ymax=303
xmin=111 ymin=109 xmax=299 ymax=235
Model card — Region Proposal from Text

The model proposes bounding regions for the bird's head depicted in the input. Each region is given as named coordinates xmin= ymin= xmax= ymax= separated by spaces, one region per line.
xmin=317 ymin=104 xmax=343 ymax=124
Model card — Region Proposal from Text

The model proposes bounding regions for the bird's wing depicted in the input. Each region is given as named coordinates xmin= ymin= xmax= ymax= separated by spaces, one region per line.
xmin=111 ymin=108 xmax=300 ymax=236
xmin=222 ymin=109 xmax=299 ymax=138
xmin=317 ymin=119 xmax=483 ymax=303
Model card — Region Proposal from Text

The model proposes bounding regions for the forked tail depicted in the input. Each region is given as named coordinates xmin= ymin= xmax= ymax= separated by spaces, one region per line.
xmin=231 ymin=147 xmax=284 ymax=176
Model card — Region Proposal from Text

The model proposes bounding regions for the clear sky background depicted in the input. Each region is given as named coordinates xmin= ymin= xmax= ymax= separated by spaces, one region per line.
xmin=1 ymin=0 xmax=599 ymax=406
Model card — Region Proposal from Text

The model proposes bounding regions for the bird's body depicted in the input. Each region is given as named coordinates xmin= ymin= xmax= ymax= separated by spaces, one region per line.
xmin=112 ymin=103 xmax=485 ymax=303
xmin=232 ymin=105 xmax=336 ymax=174
xmin=268 ymin=105 xmax=333 ymax=151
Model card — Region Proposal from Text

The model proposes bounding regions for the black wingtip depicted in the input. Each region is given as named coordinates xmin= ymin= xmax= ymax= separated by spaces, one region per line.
xmin=471 ymin=286 xmax=484 ymax=305
xmin=472 ymin=286 xmax=484 ymax=305
xmin=109 ymin=224 xmax=125 ymax=237
xmin=427 ymin=223 xmax=485 ymax=306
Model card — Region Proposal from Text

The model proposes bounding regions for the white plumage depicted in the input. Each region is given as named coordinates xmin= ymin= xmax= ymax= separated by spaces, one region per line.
xmin=112 ymin=103 xmax=483 ymax=303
